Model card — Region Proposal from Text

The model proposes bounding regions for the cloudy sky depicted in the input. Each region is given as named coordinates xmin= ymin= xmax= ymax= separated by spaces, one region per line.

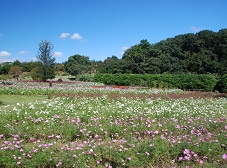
xmin=0 ymin=0 xmax=227 ymax=63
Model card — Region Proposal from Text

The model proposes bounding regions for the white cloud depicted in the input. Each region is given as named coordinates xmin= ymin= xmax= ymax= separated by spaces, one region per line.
xmin=70 ymin=33 xmax=82 ymax=40
xmin=121 ymin=46 xmax=129 ymax=55
xmin=19 ymin=50 xmax=27 ymax=55
xmin=59 ymin=32 xmax=70 ymax=39
xmin=190 ymin=26 xmax=203 ymax=32
xmin=53 ymin=52 xmax=63 ymax=57
xmin=0 ymin=51 xmax=11 ymax=57
xmin=31 ymin=57 xmax=38 ymax=61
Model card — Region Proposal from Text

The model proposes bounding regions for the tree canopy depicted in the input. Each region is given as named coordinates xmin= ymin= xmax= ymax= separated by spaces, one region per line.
xmin=64 ymin=54 xmax=93 ymax=76
xmin=102 ymin=29 xmax=227 ymax=75
xmin=34 ymin=40 xmax=56 ymax=81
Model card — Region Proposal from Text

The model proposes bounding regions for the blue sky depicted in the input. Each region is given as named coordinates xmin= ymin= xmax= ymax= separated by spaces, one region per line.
xmin=0 ymin=0 xmax=227 ymax=63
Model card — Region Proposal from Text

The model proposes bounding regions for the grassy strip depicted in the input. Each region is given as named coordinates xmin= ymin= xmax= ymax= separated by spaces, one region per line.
xmin=0 ymin=94 xmax=48 ymax=108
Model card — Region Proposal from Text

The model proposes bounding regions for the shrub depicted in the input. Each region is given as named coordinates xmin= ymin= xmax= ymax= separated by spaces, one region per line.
xmin=20 ymin=72 xmax=31 ymax=79
xmin=57 ymin=78 xmax=63 ymax=82
xmin=94 ymin=73 xmax=217 ymax=91
xmin=1 ymin=81 xmax=13 ymax=85
xmin=214 ymin=74 xmax=227 ymax=93
xmin=0 ymin=75 xmax=9 ymax=80
xmin=76 ymin=74 xmax=94 ymax=82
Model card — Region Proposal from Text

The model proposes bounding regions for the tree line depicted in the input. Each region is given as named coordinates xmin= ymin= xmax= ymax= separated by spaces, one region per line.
xmin=0 ymin=29 xmax=227 ymax=81
xmin=100 ymin=29 xmax=227 ymax=75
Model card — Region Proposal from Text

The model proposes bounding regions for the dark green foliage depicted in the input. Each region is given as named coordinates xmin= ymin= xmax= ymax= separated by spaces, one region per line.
xmin=0 ymin=62 xmax=11 ymax=74
xmin=94 ymin=73 xmax=217 ymax=91
xmin=215 ymin=74 xmax=227 ymax=93
xmin=35 ymin=40 xmax=56 ymax=81
xmin=98 ymin=56 xmax=130 ymax=74
xmin=99 ymin=29 xmax=227 ymax=75
xmin=64 ymin=54 xmax=95 ymax=76
xmin=75 ymin=73 xmax=94 ymax=82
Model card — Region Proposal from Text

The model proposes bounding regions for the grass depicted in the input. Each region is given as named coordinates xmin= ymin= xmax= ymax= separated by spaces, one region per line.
xmin=0 ymin=94 xmax=48 ymax=108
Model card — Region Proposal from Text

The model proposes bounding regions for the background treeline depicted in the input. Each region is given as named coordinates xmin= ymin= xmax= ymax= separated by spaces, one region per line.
xmin=0 ymin=29 xmax=227 ymax=91
xmin=1 ymin=29 xmax=226 ymax=76
xmin=99 ymin=29 xmax=227 ymax=75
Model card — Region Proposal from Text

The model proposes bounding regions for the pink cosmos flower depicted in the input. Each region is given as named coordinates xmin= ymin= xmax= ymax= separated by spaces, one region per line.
xmin=154 ymin=130 xmax=159 ymax=134
xmin=184 ymin=149 xmax=190 ymax=155
xmin=145 ymin=152 xmax=150 ymax=156
xmin=222 ymin=154 xmax=227 ymax=160
xmin=48 ymin=134 xmax=54 ymax=138
xmin=199 ymin=160 xmax=204 ymax=164
xmin=149 ymin=143 xmax=154 ymax=147
xmin=56 ymin=135 xmax=61 ymax=139
xmin=30 ymin=137 xmax=35 ymax=141
xmin=178 ymin=157 xmax=183 ymax=161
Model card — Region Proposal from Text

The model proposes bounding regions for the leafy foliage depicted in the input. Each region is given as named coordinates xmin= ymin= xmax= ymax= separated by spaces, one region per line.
xmin=64 ymin=54 xmax=95 ymax=76
xmin=35 ymin=40 xmax=56 ymax=81
xmin=8 ymin=66 xmax=22 ymax=80
xmin=95 ymin=73 xmax=217 ymax=91
xmin=100 ymin=29 xmax=227 ymax=75
xmin=215 ymin=74 xmax=227 ymax=93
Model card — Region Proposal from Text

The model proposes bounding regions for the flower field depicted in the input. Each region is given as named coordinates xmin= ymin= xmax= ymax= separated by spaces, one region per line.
xmin=0 ymin=81 xmax=227 ymax=168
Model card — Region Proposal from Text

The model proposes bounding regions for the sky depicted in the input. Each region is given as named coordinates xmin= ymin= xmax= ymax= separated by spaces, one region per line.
xmin=0 ymin=0 xmax=227 ymax=63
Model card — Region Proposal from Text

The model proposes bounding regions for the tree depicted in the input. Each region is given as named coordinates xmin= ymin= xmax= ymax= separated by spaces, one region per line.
xmin=12 ymin=60 xmax=22 ymax=66
xmin=0 ymin=62 xmax=12 ymax=75
xmin=64 ymin=54 xmax=92 ymax=76
xmin=8 ymin=66 xmax=22 ymax=80
xmin=122 ymin=40 xmax=162 ymax=74
xmin=21 ymin=61 xmax=40 ymax=72
xmin=98 ymin=56 xmax=130 ymax=74
xmin=36 ymin=40 xmax=56 ymax=81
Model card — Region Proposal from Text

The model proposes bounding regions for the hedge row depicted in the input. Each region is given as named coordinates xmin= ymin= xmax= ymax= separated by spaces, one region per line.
xmin=94 ymin=73 xmax=218 ymax=91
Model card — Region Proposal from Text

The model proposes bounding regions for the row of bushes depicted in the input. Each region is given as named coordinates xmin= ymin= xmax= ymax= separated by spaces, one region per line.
xmin=94 ymin=73 xmax=227 ymax=92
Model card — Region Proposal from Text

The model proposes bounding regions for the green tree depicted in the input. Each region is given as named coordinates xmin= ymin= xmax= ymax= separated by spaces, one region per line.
xmin=64 ymin=54 xmax=92 ymax=76
xmin=21 ymin=61 xmax=40 ymax=72
xmin=12 ymin=60 xmax=22 ymax=66
xmin=98 ymin=56 xmax=130 ymax=74
xmin=122 ymin=39 xmax=162 ymax=74
xmin=36 ymin=40 xmax=56 ymax=81
xmin=0 ymin=62 xmax=12 ymax=75
xmin=8 ymin=66 xmax=22 ymax=80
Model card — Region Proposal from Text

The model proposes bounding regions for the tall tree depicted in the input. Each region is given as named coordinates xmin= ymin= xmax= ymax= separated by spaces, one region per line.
xmin=36 ymin=40 xmax=55 ymax=81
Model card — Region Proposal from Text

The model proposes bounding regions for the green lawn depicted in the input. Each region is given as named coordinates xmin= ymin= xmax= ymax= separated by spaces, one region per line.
xmin=0 ymin=94 xmax=48 ymax=108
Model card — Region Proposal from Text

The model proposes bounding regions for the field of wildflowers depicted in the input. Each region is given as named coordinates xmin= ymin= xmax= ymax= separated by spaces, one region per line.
xmin=0 ymin=81 xmax=227 ymax=168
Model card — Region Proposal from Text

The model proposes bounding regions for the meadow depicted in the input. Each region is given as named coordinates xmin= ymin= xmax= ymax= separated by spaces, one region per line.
xmin=0 ymin=81 xmax=227 ymax=168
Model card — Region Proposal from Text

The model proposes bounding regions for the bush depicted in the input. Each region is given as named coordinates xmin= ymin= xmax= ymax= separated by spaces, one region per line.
xmin=94 ymin=73 xmax=217 ymax=91
xmin=57 ymin=78 xmax=63 ymax=82
xmin=20 ymin=72 xmax=31 ymax=79
xmin=214 ymin=74 xmax=227 ymax=93
xmin=30 ymin=67 xmax=42 ymax=81
xmin=76 ymin=74 xmax=94 ymax=82
xmin=0 ymin=81 xmax=13 ymax=85
xmin=0 ymin=75 xmax=9 ymax=80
